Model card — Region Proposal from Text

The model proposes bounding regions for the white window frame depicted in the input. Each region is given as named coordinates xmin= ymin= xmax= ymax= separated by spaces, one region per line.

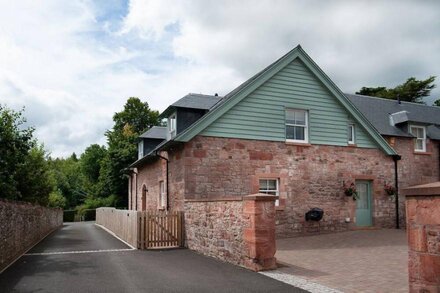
xmin=348 ymin=124 xmax=355 ymax=145
xmin=285 ymin=109 xmax=309 ymax=143
xmin=159 ymin=181 xmax=166 ymax=209
xmin=410 ymin=125 xmax=426 ymax=152
xmin=138 ymin=140 xmax=144 ymax=159
xmin=168 ymin=113 xmax=176 ymax=138
xmin=259 ymin=178 xmax=280 ymax=206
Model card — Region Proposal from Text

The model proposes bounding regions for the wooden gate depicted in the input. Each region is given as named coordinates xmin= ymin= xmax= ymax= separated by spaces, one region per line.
xmin=138 ymin=211 xmax=184 ymax=249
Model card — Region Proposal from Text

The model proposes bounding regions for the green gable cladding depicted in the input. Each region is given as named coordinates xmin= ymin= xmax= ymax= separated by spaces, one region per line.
xmin=200 ymin=58 xmax=376 ymax=148
xmin=176 ymin=46 xmax=397 ymax=156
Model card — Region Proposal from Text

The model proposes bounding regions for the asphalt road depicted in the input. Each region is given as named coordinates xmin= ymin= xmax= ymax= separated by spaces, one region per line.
xmin=0 ymin=222 xmax=304 ymax=293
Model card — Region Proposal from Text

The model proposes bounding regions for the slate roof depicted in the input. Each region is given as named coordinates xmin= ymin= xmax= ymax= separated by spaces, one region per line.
xmin=160 ymin=93 xmax=223 ymax=118
xmin=139 ymin=126 xmax=167 ymax=139
xmin=346 ymin=93 xmax=440 ymax=139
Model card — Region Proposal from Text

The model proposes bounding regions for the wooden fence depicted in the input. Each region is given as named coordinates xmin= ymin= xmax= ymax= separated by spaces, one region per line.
xmin=96 ymin=208 xmax=139 ymax=248
xmin=96 ymin=208 xmax=184 ymax=250
xmin=138 ymin=211 xmax=184 ymax=249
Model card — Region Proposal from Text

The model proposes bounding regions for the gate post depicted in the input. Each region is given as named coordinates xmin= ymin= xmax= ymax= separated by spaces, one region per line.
xmin=402 ymin=182 xmax=440 ymax=292
xmin=242 ymin=194 xmax=277 ymax=271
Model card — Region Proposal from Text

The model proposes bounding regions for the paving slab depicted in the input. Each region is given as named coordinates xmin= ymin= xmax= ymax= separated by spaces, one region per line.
xmin=275 ymin=229 xmax=408 ymax=293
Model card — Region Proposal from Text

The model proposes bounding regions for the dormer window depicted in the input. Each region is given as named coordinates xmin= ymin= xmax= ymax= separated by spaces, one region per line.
xmin=168 ymin=113 xmax=176 ymax=138
xmin=138 ymin=140 xmax=144 ymax=159
xmin=410 ymin=125 xmax=426 ymax=152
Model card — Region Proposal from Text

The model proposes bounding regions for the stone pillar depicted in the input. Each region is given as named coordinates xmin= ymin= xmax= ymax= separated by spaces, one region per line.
xmin=242 ymin=194 xmax=277 ymax=271
xmin=402 ymin=182 xmax=440 ymax=293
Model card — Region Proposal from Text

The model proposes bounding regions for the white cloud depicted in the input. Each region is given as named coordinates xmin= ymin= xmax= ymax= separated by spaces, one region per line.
xmin=122 ymin=0 xmax=440 ymax=99
xmin=1 ymin=0 xmax=439 ymax=157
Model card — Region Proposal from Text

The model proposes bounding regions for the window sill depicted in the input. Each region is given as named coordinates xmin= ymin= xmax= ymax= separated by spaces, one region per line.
xmin=275 ymin=205 xmax=285 ymax=211
xmin=285 ymin=141 xmax=312 ymax=147
xmin=413 ymin=151 xmax=431 ymax=156
xmin=347 ymin=143 xmax=357 ymax=147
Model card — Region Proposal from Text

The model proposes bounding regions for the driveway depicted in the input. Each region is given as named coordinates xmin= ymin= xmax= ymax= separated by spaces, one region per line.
xmin=272 ymin=229 xmax=408 ymax=293
xmin=0 ymin=222 xmax=303 ymax=293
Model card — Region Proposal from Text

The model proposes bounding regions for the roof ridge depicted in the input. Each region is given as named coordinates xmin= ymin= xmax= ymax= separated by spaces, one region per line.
xmin=346 ymin=93 xmax=439 ymax=109
xmin=187 ymin=93 xmax=222 ymax=98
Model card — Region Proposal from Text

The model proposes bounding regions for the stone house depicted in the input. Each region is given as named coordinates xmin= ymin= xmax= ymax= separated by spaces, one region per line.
xmin=126 ymin=45 xmax=440 ymax=238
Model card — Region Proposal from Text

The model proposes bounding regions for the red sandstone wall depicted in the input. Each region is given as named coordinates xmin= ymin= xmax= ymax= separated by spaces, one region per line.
xmin=392 ymin=137 xmax=440 ymax=188
xmin=183 ymin=136 xmax=396 ymax=238
xmin=404 ymin=188 xmax=440 ymax=292
xmin=135 ymin=158 xmax=164 ymax=211
xmin=388 ymin=137 xmax=440 ymax=227
xmin=134 ymin=147 xmax=185 ymax=212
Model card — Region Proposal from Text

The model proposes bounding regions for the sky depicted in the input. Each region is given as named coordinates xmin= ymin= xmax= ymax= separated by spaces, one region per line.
xmin=0 ymin=0 xmax=439 ymax=158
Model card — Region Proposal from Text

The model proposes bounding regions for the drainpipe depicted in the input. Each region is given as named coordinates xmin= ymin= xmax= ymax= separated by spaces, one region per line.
xmin=155 ymin=151 xmax=170 ymax=211
xmin=133 ymin=168 xmax=138 ymax=210
xmin=392 ymin=154 xmax=402 ymax=229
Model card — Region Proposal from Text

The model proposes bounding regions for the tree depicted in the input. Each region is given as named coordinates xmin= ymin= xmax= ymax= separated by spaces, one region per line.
xmin=97 ymin=97 xmax=160 ymax=207
xmin=48 ymin=156 xmax=86 ymax=209
xmin=434 ymin=99 xmax=440 ymax=107
xmin=48 ymin=189 xmax=67 ymax=208
xmin=356 ymin=76 xmax=437 ymax=104
xmin=0 ymin=105 xmax=54 ymax=204
xmin=15 ymin=145 xmax=54 ymax=205
xmin=80 ymin=144 xmax=107 ymax=184
xmin=112 ymin=97 xmax=159 ymax=134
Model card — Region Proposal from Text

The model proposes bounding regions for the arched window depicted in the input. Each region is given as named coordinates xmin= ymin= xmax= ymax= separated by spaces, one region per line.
xmin=141 ymin=185 xmax=147 ymax=211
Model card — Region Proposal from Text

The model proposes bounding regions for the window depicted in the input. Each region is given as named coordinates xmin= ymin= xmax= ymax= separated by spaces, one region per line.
xmin=410 ymin=126 xmax=426 ymax=152
xmin=168 ymin=114 xmax=176 ymax=138
xmin=138 ymin=140 xmax=144 ymax=159
xmin=286 ymin=109 xmax=308 ymax=143
xmin=259 ymin=179 xmax=279 ymax=206
xmin=348 ymin=124 xmax=355 ymax=144
xmin=159 ymin=181 xmax=166 ymax=209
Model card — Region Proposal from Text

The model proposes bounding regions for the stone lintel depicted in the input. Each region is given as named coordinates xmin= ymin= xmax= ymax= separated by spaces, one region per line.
xmin=243 ymin=193 xmax=279 ymax=201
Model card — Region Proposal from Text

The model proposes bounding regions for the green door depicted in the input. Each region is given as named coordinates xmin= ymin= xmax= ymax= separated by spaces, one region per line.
xmin=355 ymin=181 xmax=372 ymax=226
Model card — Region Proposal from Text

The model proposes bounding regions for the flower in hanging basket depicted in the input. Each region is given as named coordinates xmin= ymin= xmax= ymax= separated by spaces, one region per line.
xmin=343 ymin=182 xmax=359 ymax=200
xmin=384 ymin=183 xmax=396 ymax=196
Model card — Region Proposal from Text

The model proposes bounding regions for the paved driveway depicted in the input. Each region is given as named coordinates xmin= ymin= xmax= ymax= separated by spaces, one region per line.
xmin=0 ymin=222 xmax=302 ymax=293
xmin=273 ymin=229 xmax=408 ymax=293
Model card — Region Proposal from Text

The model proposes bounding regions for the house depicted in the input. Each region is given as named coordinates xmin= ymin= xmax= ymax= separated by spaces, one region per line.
xmin=126 ymin=45 xmax=440 ymax=238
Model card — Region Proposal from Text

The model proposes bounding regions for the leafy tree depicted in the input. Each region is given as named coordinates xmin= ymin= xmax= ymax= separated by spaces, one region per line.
xmin=80 ymin=144 xmax=107 ymax=184
xmin=434 ymin=99 xmax=440 ymax=107
xmin=0 ymin=105 xmax=35 ymax=199
xmin=48 ymin=189 xmax=67 ymax=208
xmin=97 ymin=97 xmax=160 ymax=207
xmin=48 ymin=156 xmax=86 ymax=208
xmin=15 ymin=145 xmax=54 ymax=205
xmin=112 ymin=97 xmax=159 ymax=134
xmin=356 ymin=76 xmax=437 ymax=104
xmin=0 ymin=105 xmax=54 ymax=204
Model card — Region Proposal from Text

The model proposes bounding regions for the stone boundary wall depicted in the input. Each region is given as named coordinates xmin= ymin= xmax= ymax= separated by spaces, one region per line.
xmin=403 ymin=182 xmax=440 ymax=292
xmin=0 ymin=199 xmax=63 ymax=272
xmin=184 ymin=194 xmax=277 ymax=271
xmin=96 ymin=208 xmax=138 ymax=248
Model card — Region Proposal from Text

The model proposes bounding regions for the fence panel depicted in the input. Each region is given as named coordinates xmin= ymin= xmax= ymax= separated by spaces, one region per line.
xmin=138 ymin=211 xmax=183 ymax=249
